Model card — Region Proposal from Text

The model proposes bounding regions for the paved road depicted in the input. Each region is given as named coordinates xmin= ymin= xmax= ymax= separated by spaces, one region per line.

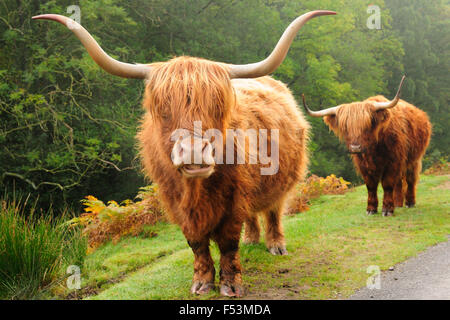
xmin=350 ymin=236 xmax=450 ymax=300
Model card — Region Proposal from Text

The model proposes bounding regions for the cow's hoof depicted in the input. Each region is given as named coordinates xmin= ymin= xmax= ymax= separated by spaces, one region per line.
xmin=366 ymin=210 xmax=377 ymax=215
xmin=191 ymin=281 xmax=215 ymax=295
xmin=382 ymin=209 xmax=394 ymax=217
xmin=268 ymin=245 xmax=288 ymax=256
xmin=405 ymin=203 xmax=415 ymax=208
xmin=220 ymin=283 xmax=245 ymax=298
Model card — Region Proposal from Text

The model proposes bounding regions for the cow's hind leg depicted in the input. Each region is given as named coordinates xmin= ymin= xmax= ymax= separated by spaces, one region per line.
xmin=394 ymin=177 xmax=405 ymax=208
xmin=188 ymin=238 xmax=215 ymax=295
xmin=405 ymin=161 xmax=421 ymax=208
xmin=243 ymin=214 xmax=260 ymax=244
xmin=263 ymin=203 xmax=287 ymax=256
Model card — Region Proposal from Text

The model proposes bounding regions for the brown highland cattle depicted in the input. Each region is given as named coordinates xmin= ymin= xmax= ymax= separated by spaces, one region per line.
xmin=303 ymin=77 xmax=432 ymax=217
xmin=33 ymin=10 xmax=337 ymax=297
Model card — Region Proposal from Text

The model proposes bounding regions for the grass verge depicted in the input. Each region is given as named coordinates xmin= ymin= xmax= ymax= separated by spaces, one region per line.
xmin=72 ymin=174 xmax=449 ymax=300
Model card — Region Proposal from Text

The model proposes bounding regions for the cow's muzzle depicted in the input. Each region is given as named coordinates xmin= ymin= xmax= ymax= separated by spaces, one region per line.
xmin=171 ymin=135 xmax=215 ymax=178
xmin=349 ymin=143 xmax=363 ymax=154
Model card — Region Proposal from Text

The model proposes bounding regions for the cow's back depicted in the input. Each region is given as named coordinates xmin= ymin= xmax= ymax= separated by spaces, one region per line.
xmin=395 ymin=100 xmax=431 ymax=162
xmin=367 ymin=96 xmax=431 ymax=162
xmin=231 ymin=77 xmax=310 ymax=213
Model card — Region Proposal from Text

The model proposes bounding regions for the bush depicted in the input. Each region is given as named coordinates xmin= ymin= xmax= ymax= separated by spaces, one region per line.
xmin=0 ymin=199 xmax=87 ymax=300
xmin=70 ymin=185 xmax=165 ymax=250
xmin=424 ymin=160 xmax=449 ymax=176
xmin=287 ymin=174 xmax=351 ymax=214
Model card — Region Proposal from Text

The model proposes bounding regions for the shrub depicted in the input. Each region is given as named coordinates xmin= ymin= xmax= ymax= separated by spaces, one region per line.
xmin=424 ymin=161 xmax=449 ymax=176
xmin=70 ymin=185 xmax=165 ymax=250
xmin=0 ymin=199 xmax=87 ymax=300
xmin=287 ymin=174 xmax=351 ymax=214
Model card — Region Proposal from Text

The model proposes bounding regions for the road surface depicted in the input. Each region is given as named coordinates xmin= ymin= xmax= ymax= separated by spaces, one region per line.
xmin=350 ymin=236 xmax=450 ymax=300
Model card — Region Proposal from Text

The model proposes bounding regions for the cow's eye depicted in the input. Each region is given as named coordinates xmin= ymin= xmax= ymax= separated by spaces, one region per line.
xmin=161 ymin=112 xmax=171 ymax=121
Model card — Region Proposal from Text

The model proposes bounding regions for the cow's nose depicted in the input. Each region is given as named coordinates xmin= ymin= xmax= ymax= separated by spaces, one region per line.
xmin=349 ymin=143 xmax=362 ymax=153
xmin=201 ymin=139 xmax=215 ymax=165
xmin=171 ymin=136 xmax=215 ymax=167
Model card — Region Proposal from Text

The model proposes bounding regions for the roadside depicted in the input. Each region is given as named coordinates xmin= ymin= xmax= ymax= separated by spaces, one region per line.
xmin=349 ymin=236 xmax=450 ymax=300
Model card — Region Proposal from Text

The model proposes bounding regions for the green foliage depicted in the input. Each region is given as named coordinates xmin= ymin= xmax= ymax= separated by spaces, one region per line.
xmin=0 ymin=0 xmax=448 ymax=210
xmin=386 ymin=0 xmax=450 ymax=161
xmin=0 ymin=0 xmax=145 ymax=210
xmin=0 ymin=197 xmax=87 ymax=299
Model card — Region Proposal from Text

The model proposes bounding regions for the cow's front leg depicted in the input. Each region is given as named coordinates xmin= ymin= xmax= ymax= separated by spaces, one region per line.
xmin=364 ymin=175 xmax=379 ymax=215
xmin=213 ymin=221 xmax=244 ymax=297
xmin=187 ymin=238 xmax=215 ymax=295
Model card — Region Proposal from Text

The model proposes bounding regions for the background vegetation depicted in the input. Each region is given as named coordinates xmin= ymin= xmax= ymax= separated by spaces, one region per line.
xmin=0 ymin=197 xmax=87 ymax=299
xmin=1 ymin=0 xmax=449 ymax=211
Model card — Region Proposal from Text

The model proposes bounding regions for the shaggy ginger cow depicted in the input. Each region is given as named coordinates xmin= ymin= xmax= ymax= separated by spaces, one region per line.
xmin=33 ymin=10 xmax=336 ymax=297
xmin=303 ymin=77 xmax=432 ymax=217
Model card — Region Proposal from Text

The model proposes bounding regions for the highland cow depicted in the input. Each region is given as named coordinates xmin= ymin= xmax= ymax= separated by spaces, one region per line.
xmin=33 ymin=10 xmax=336 ymax=297
xmin=302 ymin=77 xmax=432 ymax=216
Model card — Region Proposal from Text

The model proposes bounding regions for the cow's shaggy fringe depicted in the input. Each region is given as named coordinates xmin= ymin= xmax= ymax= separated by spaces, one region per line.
xmin=144 ymin=57 xmax=234 ymax=131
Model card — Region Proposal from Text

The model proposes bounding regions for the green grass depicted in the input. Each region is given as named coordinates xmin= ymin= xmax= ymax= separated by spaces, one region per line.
xmin=0 ymin=199 xmax=87 ymax=300
xmin=75 ymin=174 xmax=449 ymax=300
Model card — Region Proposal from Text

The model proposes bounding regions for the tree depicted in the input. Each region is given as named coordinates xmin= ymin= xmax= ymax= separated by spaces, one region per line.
xmin=386 ymin=0 xmax=450 ymax=166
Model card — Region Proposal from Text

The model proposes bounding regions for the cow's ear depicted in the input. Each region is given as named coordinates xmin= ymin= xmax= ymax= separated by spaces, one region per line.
xmin=324 ymin=115 xmax=337 ymax=130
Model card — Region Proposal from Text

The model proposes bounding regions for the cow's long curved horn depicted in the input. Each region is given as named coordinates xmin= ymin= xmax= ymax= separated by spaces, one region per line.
xmin=373 ymin=76 xmax=406 ymax=110
xmin=301 ymin=94 xmax=339 ymax=117
xmin=32 ymin=14 xmax=151 ymax=79
xmin=228 ymin=10 xmax=336 ymax=79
